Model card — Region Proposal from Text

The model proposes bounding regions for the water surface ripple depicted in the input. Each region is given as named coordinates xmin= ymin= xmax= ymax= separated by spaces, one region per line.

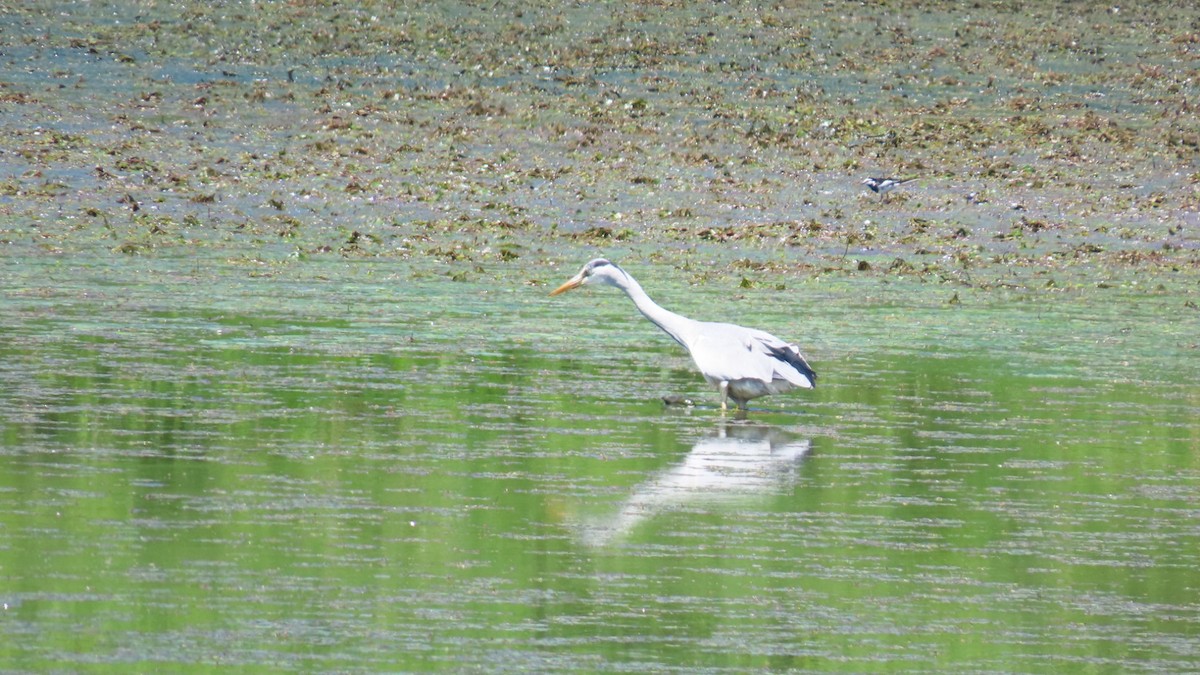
xmin=3 ymin=258 xmax=1198 ymax=672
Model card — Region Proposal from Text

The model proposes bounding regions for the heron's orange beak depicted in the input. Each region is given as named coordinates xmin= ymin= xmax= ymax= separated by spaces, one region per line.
xmin=549 ymin=273 xmax=584 ymax=296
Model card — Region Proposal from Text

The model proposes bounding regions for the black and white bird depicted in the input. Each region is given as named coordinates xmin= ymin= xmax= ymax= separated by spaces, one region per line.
xmin=550 ymin=259 xmax=816 ymax=412
xmin=862 ymin=176 xmax=917 ymax=200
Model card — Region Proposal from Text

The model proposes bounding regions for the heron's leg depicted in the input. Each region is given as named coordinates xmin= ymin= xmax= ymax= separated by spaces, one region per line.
xmin=719 ymin=381 xmax=729 ymax=412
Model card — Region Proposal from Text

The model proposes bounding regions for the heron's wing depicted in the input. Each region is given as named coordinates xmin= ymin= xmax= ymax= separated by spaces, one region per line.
xmin=749 ymin=332 xmax=817 ymax=388
xmin=688 ymin=324 xmax=773 ymax=383
xmin=689 ymin=324 xmax=816 ymax=388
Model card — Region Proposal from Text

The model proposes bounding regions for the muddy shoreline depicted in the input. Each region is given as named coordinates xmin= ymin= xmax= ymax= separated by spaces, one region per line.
xmin=1 ymin=1 xmax=1197 ymax=297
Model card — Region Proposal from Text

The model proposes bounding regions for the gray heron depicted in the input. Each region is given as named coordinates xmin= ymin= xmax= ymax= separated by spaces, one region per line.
xmin=550 ymin=258 xmax=816 ymax=411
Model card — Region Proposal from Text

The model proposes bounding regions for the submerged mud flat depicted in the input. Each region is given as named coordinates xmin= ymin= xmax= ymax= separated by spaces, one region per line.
xmin=0 ymin=1 xmax=1197 ymax=294
xmin=2 ymin=1 xmax=1200 ymax=672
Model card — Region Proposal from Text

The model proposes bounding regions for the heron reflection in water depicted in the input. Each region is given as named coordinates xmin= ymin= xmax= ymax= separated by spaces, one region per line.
xmin=579 ymin=423 xmax=811 ymax=545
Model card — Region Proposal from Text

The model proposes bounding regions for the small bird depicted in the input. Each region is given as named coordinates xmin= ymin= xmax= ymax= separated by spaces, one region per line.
xmin=862 ymin=176 xmax=917 ymax=200
xmin=550 ymin=259 xmax=816 ymax=412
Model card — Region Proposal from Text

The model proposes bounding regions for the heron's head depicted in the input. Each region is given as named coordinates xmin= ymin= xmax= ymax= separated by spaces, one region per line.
xmin=549 ymin=258 xmax=624 ymax=296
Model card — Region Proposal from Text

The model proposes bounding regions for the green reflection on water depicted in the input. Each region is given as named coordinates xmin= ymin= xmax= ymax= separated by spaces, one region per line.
xmin=2 ymin=260 xmax=1198 ymax=671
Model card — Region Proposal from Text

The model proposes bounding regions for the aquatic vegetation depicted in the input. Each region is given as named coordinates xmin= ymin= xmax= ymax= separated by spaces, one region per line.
xmin=0 ymin=1 xmax=1193 ymax=297
xmin=2 ymin=3 xmax=1200 ymax=671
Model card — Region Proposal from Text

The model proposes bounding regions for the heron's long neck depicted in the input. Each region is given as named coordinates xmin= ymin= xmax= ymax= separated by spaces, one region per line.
xmin=618 ymin=274 xmax=694 ymax=349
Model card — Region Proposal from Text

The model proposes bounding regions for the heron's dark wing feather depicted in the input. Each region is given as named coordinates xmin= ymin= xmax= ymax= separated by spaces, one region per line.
xmin=756 ymin=337 xmax=817 ymax=388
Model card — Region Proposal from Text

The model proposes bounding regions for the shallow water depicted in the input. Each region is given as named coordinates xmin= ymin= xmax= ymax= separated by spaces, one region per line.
xmin=3 ymin=0 xmax=1199 ymax=670
xmin=2 ymin=256 xmax=1198 ymax=672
